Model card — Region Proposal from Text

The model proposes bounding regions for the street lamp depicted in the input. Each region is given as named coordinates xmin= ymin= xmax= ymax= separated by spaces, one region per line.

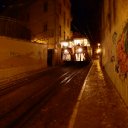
xmin=64 ymin=49 xmax=69 ymax=54
xmin=96 ymin=43 xmax=101 ymax=54
xmin=96 ymin=48 xmax=101 ymax=54
xmin=98 ymin=43 xmax=100 ymax=47
xmin=77 ymin=48 xmax=83 ymax=53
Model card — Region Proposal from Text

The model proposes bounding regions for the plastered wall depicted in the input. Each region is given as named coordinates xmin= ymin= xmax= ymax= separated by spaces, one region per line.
xmin=0 ymin=36 xmax=47 ymax=81
xmin=102 ymin=0 xmax=128 ymax=106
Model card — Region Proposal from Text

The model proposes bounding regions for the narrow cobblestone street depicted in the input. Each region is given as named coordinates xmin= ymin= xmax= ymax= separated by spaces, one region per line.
xmin=69 ymin=60 xmax=128 ymax=128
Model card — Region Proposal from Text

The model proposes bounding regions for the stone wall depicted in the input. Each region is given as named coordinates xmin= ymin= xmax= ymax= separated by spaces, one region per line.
xmin=0 ymin=36 xmax=47 ymax=82
xmin=101 ymin=0 xmax=128 ymax=106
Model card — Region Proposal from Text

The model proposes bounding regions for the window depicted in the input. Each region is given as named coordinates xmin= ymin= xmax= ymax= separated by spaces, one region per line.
xmin=59 ymin=25 xmax=61 ymax=37
xmin=64 ymin=31 xmax=65 ymax=40
xmin=67 ymin=3 xmax=70 ymax=9
xmin=59 ymin=3 xmax=61 ymax=15
xmin=64 ymin=12 xmax=66 ymax=26
xmin=43 ymin=23 xmax=48 ymax=32
xmin=67 ymin=18 xmax=70 ymax=28
xmin=63 ymin=0 xmax=65 ymax=5
xmin=43 ymin=2 xmax=48 ymax=12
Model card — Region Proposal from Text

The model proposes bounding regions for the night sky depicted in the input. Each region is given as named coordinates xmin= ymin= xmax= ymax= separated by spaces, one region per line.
xmin=71 ymin=0 xmax=102 ymax=44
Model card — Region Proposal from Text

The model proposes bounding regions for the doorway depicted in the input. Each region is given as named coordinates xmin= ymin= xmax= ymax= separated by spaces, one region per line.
xmin=47 ymin=49 xmax=53 ymax=66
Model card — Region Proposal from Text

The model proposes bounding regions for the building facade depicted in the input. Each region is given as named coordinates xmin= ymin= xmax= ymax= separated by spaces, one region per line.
xmin=0 ymin=1 xmax=48 ymax=81
xmin=28 ymin=0 xmax=72 ymax=66
xmin=101 ymin=0 xmax=128 ymax=106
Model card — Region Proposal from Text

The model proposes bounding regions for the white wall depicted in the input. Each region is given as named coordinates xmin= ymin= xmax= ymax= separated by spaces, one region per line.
xmin=0 ymin=36 xmax=47 ymax=81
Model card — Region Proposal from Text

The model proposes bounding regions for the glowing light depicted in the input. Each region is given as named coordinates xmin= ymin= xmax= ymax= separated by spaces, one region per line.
xmin=64 ymin=49 xmax=69 ymax=54
xmin=61 ymin=41 xmax=69 ymax=47
xmin=74 ymin=38 xmax=90 ymax=47
xmin=96 ymin=48 xmax=101 ymax=54
xmin=74 ymin=39 xmax=82 ymax=45
xmin=32 ymin=38 xmax=47 ymax=44
xmin=68 ymin=41 xmax=74 ymax=48
xmin=87 ymin=42 xmax=90 ymax=46
xmin=98 ymin=43 xmax=100 ymax=47
xmin=77 ymin=48 xmax=83 ymax=53
xmin=83 ymin=39 xmax=88 ymax=46
xmin=63 ymin=42 xmax=68 ymax=47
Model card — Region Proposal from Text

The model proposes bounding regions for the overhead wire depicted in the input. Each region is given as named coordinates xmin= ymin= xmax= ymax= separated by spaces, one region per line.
xmin=71 ymin=19 xmax=94 ymax=42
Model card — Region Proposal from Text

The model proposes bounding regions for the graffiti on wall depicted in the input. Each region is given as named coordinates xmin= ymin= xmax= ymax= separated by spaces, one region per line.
xmin=109 ymin=32 xmax=117 ymax=63
xmin=112 ymin=32 xmax=117 ymax=44
xmin=116 ymin=22 xmax=128 ymax=79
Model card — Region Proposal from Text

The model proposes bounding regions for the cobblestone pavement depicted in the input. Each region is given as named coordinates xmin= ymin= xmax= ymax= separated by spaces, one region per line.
xmin=69 ymin=60 xmax=128 ymax=128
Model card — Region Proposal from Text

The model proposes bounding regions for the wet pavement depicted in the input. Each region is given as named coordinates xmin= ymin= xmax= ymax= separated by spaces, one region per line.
xmin=69 ymin=60 xmax=128 ymax=128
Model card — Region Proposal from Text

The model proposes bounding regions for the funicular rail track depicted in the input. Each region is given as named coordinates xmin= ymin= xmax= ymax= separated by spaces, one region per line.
xmin=0 ymin=64 xmax=91 ymax=128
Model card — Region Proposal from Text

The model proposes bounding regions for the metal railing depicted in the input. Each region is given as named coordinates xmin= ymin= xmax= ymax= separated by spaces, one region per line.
xmin=0 ymin=16 xmax=31 ymax=40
